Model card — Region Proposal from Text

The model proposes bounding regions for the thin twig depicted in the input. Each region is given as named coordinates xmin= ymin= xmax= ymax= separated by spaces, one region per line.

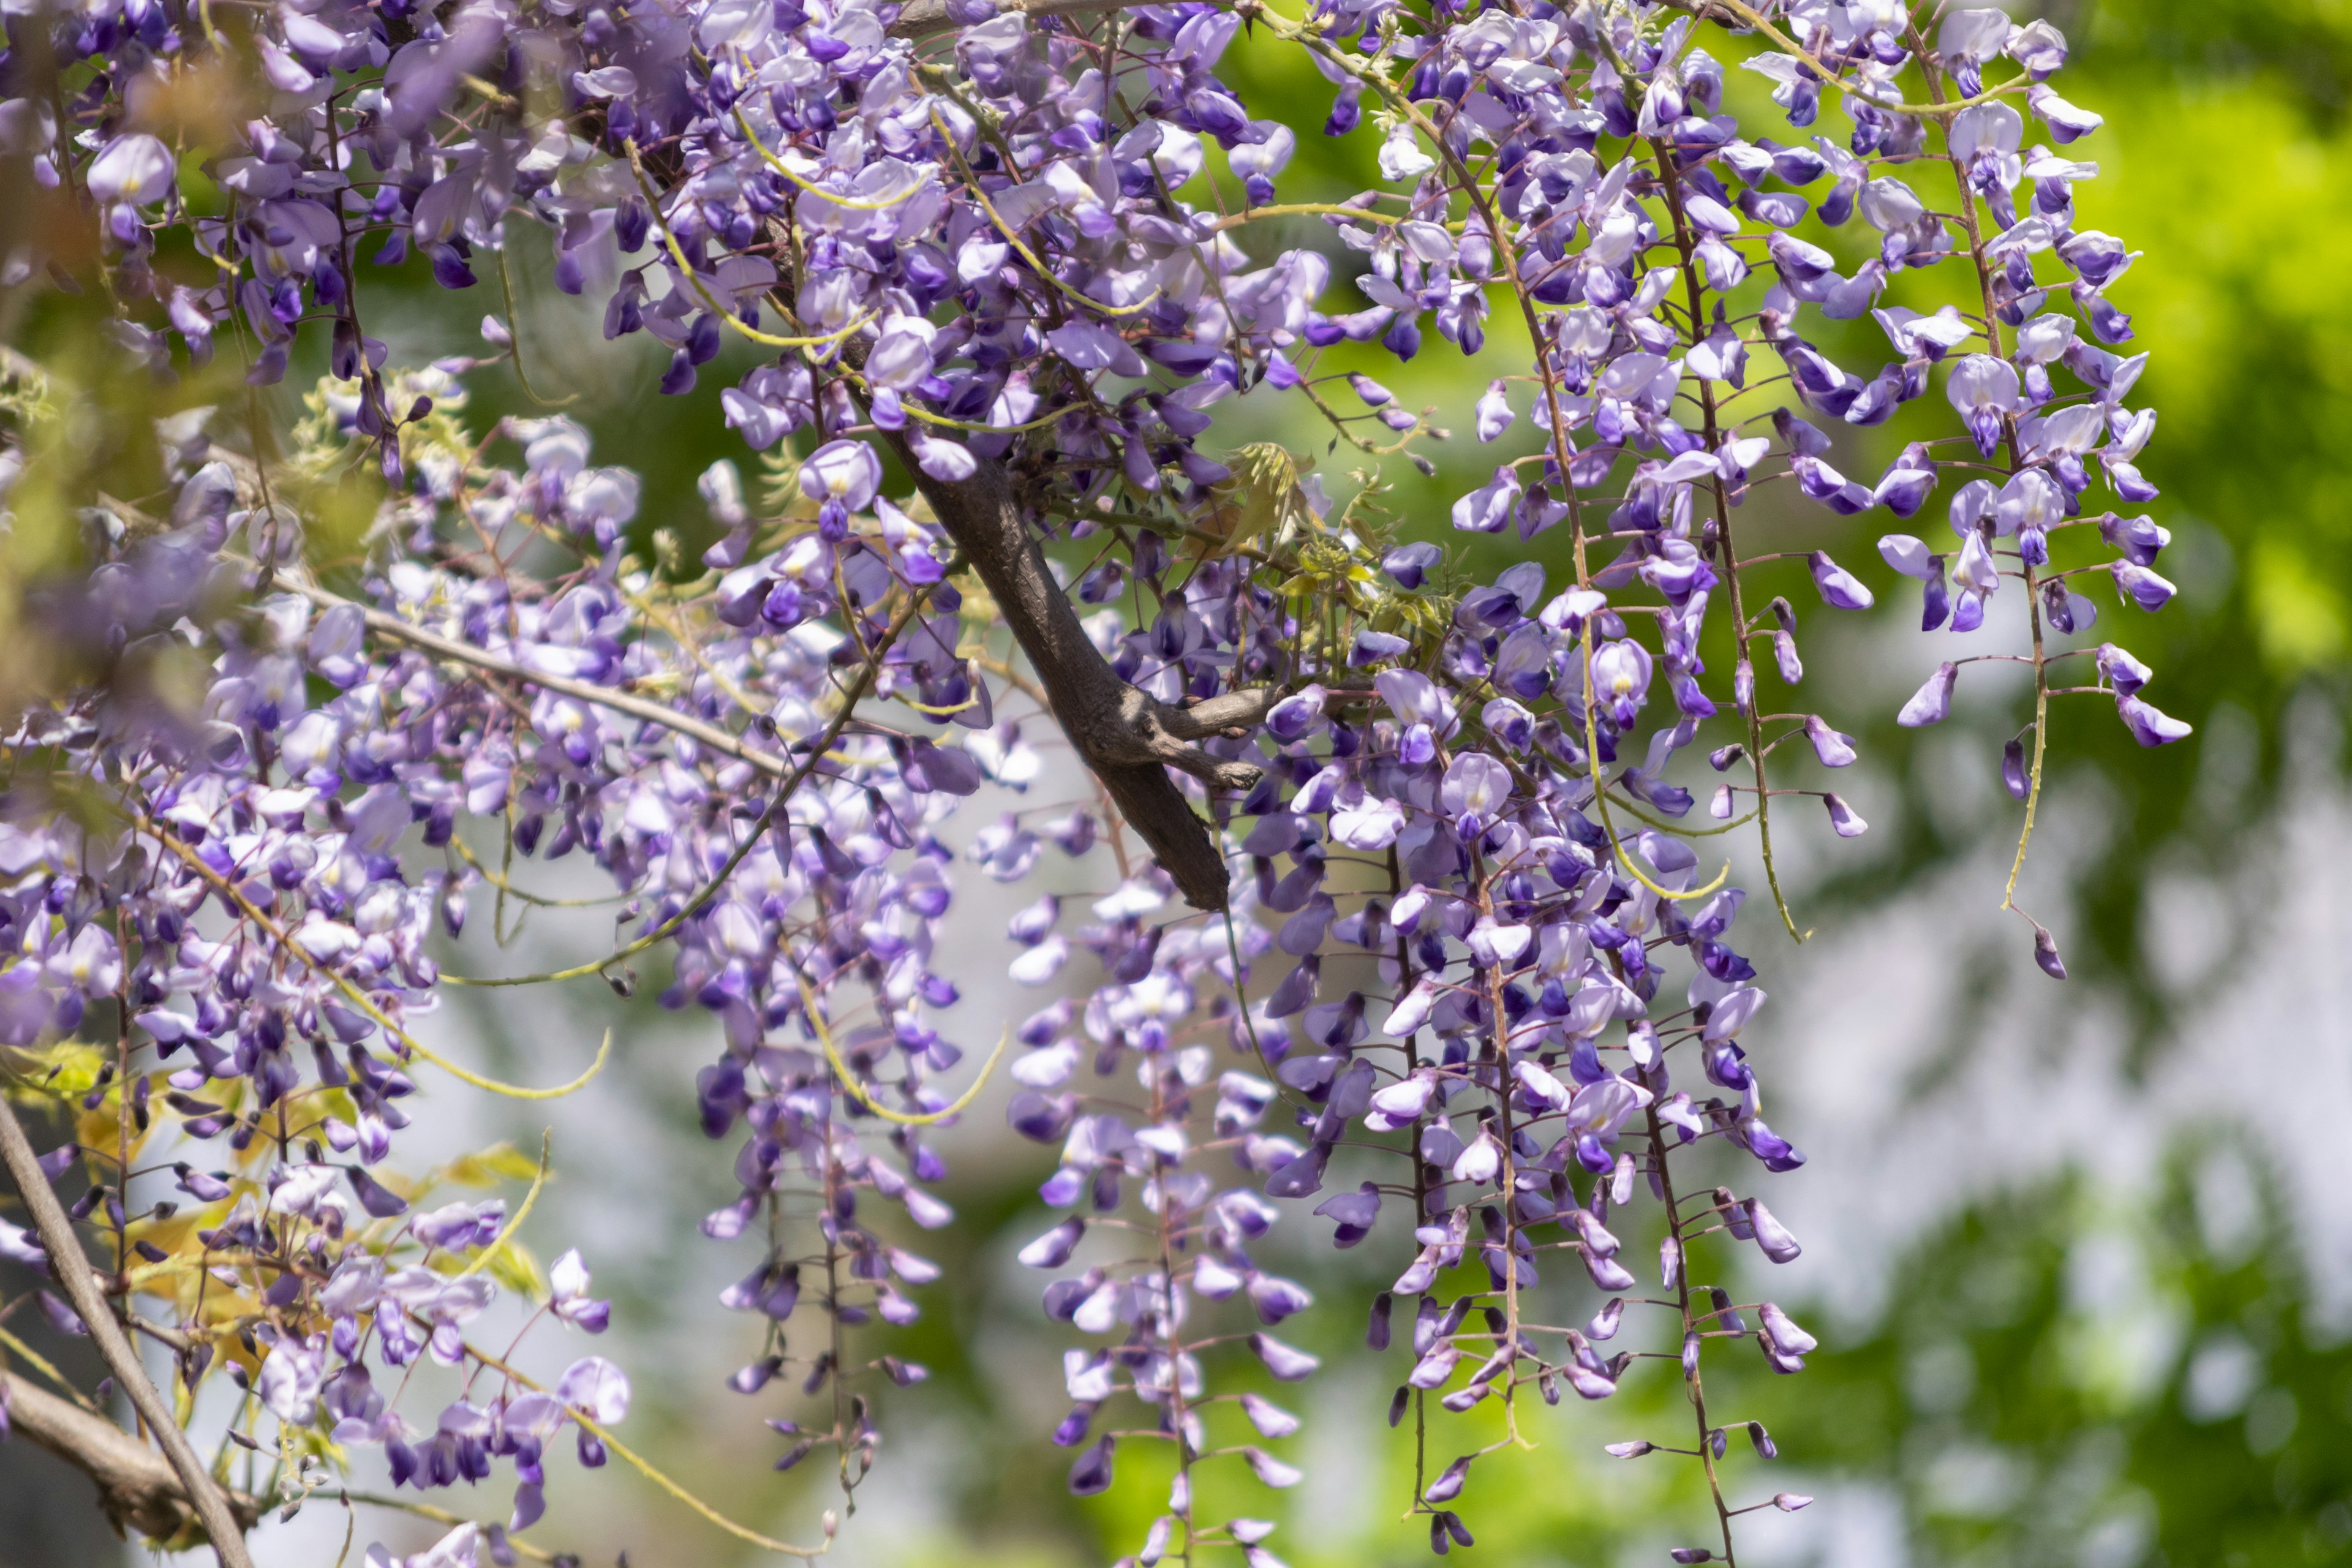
xmin=0 ymin=1096 xmax=257 ymax=1567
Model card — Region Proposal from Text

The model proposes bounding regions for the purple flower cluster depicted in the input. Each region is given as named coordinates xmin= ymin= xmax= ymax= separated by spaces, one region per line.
xmin=0 ymin=0 xmax=2188 ymax=1561
xmin=0 ymin=381 xmax=977 ymax=1553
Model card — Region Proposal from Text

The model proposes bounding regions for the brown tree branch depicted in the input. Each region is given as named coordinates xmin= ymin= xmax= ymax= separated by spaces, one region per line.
xmin=274 ymin=575 xmax=800 ymax=781
xmin=885 ymin=434 xmax=1265 ymax=910
xmin=0 ymin=1097 xmax=258 ymax=1568
xmin=1 ymin=1370 xmax=263 ymax=1543
xmin=614 ymin=19 xmax=1284 ymax=908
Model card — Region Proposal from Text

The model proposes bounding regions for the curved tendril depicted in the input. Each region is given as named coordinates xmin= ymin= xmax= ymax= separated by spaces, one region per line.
xmin=338 ymin=1494 xmax=559 ymax=1564
xmin=450 ymin=834 xmax=628 ymax=909
xmin=1640 ymin=130 xmax=1803 ymax=942
xmin=442 ymin=575 xmax=944 ymax=989
xmin=1222 ymin=908 xmax=1312 ymax=1118
xmin=1205 ymin=202 xmax=1410 ymax=233
xmin=494 ymin=246 xmax=578 ymax=408
xmin=0 ymin=1323 xmax=101 ymax=1411
xmin=460 ymin=1338 xmax=831 ymax=1558
xmin=896 ymin=690 xmax=981 ymax=717
xmin=927 ymin=106 xmax=1161 ymax=319
xmin=453 ymin=1128 xmax=553 ymax=1281
xmin=734 ymin=105 xmax=931 ymax=212
xmin=1577 ymin=625 xmax=1731 ymax=904
xmin=1608 ymin=791 xmax=1760 ymax=838
xmin=797 ymin=974 xmax=1011 ymax=1126
xmin=834 ymin=360 xmax=1071 ymax=435
xmin=143 ymin=819 xmax=614 ymax=1101
xmin=1899 ymin=15 xmax=2056 ymax=924
xmin=623 ymin=137 xmax=878 ymax=350
xmin=1295 ymin=374 xmax=1430 ymax=457
xmin=2002 ymin=669 xmax=2051 ymax=916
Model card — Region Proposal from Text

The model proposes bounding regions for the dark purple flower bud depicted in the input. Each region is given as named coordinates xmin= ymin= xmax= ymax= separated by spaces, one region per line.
xmin=1066 ymin=1436 xmax=1115 ymax=1495
xmin=2033 ymin=925 xmax=2068 ymax=980
xmin=345 ymin=1167 xmax=409 ymax=1217
xmin=1327 ymin=81 xmax=1363 ymax=135
xmin=729 ymin=1357 xmax=782 ymax=1394
xmin=2002 ymin=737 xmax=2031 ymax=799
xmin=37 ymin=1291 xmax=85 ymax=1336
xmin=1383 ymin=543 xmax=1442 ymax=589
xmin=1919 ymin=566 xmax=1952 ymax=630
xmin=387 ymin=1437 xmax=418 ymax=1487
xmin=1248 ymin=1272 xmax=1314 ymax=1325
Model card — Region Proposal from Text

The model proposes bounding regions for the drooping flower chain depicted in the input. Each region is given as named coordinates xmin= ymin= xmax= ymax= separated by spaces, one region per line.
xmin=0 ymin=0 xmax=2183 ymax=1562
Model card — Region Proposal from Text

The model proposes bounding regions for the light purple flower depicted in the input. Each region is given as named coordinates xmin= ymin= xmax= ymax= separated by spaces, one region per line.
xmin=1899 ymin=663 xmax=1958 ymax=727
xmin=801 ymin=440 xmax=883 ymax=511
xmin=88 ymin=134 xmax=176 ymax=205
xmin=1807 ymin=552 xmax=1875 ymax=611
xmin=556 ymin=1357 xmax=631 ymax=1424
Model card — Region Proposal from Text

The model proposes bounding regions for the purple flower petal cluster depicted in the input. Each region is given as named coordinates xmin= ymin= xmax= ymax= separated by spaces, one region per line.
xmin=0 ymin=0 xmax=2190 ymax=1559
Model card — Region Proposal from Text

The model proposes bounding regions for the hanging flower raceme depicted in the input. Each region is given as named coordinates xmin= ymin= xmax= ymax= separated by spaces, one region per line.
xmin=0 ymin=0 xmax=2181 ymax=1561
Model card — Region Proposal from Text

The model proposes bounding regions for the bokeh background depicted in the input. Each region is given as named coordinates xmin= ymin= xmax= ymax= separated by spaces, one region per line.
xmin=6 ymin=0 xmax=2352 ymax=1564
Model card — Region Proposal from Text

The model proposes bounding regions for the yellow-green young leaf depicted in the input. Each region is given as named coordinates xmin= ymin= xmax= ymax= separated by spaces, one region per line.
xmin=9 ymin=1041 xmax=106 ymax=1097
xmin=1200 ymin=442 xmax=1316 ymax=559
xmin=439 ymin=1141 xmax=541 ymax=1188
xmin=487 ymin=1239 xmax=548 ymax=1302
xmin=309 ymin=1087 xmax=358 ymax=1129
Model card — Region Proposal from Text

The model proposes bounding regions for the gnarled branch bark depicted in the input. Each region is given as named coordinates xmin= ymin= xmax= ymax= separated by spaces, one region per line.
xmin=661 ymin=26 xmax=1283 ymax=909
xmin=0 ymin=1096 xmax=258 ymax=1568
xmin=886 ymin=434 xmax=1267 ymax=909
xmin=1 ymin=1371 xmax=263 ymax=1543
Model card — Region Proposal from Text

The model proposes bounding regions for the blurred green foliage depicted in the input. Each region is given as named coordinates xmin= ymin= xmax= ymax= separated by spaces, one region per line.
xmin=1771 ymin=1134 xmax=2352 ymax=1568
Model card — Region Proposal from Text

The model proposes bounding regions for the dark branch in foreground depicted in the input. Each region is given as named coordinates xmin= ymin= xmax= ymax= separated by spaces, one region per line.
xmin=888 ymin=433 xmax=1271 ymax=910
xmin=0 ymin=1370 xmax=263 ymax=1542
xmin=653 ymin=102 xmax=1291 ymax=910
xmin=0 ymin=1096 xmax=259 ymax=1568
